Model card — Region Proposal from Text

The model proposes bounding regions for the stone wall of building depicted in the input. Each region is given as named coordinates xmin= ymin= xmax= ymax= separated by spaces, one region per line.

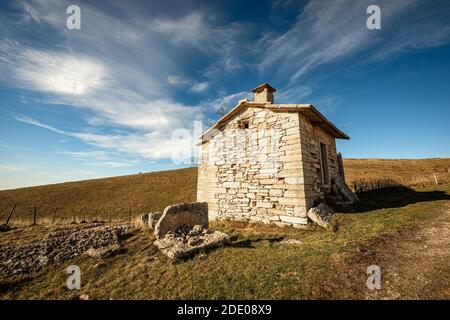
xmin=298 ymin=114 xmax=339 ymax=207
xmin=197 ymin=106 xmax=309 ymax=227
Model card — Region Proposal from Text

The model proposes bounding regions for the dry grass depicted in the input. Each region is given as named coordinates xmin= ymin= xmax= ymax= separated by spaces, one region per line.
xmin=344 ymin=158 xmax=450 ymax=188
xmin=1 ymin=184 xmax=449 ymax=299
xmin=0 ymin=159 xmax=449 ymax=299
xmin=350 ymin=178 xmax=405 ymax=194
xmin=0 ymin=158 xmax=449 ymax=225
xmin=0 ymin=167 xmax=197 ymax=225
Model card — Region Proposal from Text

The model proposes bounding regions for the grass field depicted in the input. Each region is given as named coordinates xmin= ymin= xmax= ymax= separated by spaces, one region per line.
xmin=0 ymin=158 xmax=449 ymax=299
xmin=1 ymin=184 xmax=449 ymax=299
xmin=1 ymin=158 xmax=449 ymax=225
xmin=344 ymin=158 xmax=450 ymax=186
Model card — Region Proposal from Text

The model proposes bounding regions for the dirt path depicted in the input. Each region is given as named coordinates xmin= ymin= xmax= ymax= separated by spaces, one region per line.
xmin=367 ymin=203 xmax=450 ymax=299
xmin=319 ymin=203 xmax=450 ymax=299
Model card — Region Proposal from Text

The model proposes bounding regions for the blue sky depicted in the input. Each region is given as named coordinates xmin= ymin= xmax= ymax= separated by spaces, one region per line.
xmin=0 ymin=0 xmax=450 ymax=189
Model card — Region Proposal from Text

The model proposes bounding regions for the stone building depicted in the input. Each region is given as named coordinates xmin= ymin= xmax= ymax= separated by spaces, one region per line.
xmin=197 ymin=83 xmax=349 ymax=227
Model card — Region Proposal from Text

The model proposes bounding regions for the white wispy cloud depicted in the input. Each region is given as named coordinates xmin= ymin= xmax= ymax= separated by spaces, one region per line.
xmin=167 ymin=75 xmax=209 ymax=93
xmin=0 ymin=1 xmax=252 ymax=166
xmin=3 ymin=0 xmax=450 ymax=170
xmin=151 ymin=11 xmax=252 ymax=79
xmin=167 ymin=75 xmax=191 ymax=86
xmin=190 ymin=81 xmax=209 ymax=93
xmin=14 ymin=113 xmax=200 ymax=161
xmin=14 ymin=114 xmax=66 ymax=135
xmin=258 ymin=0 xmax=450 ymax=82
xmin=0 ymin=164 xmax=31 ymax=172
xmin=56 ymin=150 xmax=113 ymax=161
xmin=276 ymin=85 xmax=313 ymax=104
xmin=313 ymin=96 xmax=344 ymax=115
xmin=57 ymin=150 xmax=140 ymax=168
xmin=84 ymin=161 xmax=137 ymax=168
xmin=151 ymin=12 xmax=208 ymax=47
xmin=16 ymin=49 xmax=106 ymax=95
xmin=19 ymin=1 xmax=41 ymax=23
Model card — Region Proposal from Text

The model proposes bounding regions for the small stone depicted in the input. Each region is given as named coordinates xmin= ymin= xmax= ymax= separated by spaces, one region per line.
xmin=79 ymin=293 xmax=89 ymax=300
xmin=307 ymin=203 xmax=334 ymax=229
xmin=280 ymin=239 xmax=302 ymax=245
xmin=148 ymin=212 xmax=162 ymax=230
xmin=139 ymin=213 xmax=149 ymax=225
xmin=0 ymin=224 xmax=132 ymax=279
xmin=192 ymin=224 xmax=204 ymax=233
xmin=188 ymin=237 xmax=203 ymax=246
xmin=85 ymin=244 xmax=122 ymax=259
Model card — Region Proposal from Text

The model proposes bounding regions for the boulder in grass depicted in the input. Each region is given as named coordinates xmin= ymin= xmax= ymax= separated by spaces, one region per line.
xmin=138 ymin=212 xmax=162 ymax=229
xmin=148 ymin=212 xmax=162 ymax=230
xmin=307 ymin=203 xmax=335 ymax=230
xmin=154 ymin=202 xmax=208 ymax=239
xmin=138 ymin=213 xmax=149 ymax=227
xmin=154 ymin=226 xmax=229 ymax=260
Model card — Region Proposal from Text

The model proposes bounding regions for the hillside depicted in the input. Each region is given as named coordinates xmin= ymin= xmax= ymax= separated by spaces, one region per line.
xmin=2 ymin=184 xmax=449 ymax=299
xmin=1 ymin=158 xmax=449 ymax=224
xmin=343 ymin=158 xmax=450 ymax=185
xmin=1 ymin=158 xmax=449 ymax=299
xmin=0 ymin=167 xmax=198 ymax=224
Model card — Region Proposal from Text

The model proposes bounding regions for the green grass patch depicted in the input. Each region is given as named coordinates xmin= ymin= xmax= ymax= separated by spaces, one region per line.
xmin=1 ymin=185 xmax=449 ymax=300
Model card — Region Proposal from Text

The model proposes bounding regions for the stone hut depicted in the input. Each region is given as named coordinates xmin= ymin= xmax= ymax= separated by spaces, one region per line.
xmin=197 ymin=83 xmax=350 ymax=228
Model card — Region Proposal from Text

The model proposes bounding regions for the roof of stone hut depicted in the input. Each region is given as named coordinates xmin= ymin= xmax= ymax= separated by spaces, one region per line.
xmin=199 ymin=84 xmax=350 ymax=143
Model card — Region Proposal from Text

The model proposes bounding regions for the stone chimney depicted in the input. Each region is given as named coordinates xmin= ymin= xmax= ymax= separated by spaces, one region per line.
xmin=251 ymin=83 xmax=276 ymax=104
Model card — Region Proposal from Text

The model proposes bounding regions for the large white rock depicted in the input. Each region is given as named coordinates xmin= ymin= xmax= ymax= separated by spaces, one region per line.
xmin=154 ymin=202 xmax=208 ymax=239
xmin=154 ymin=225 xmax=229 ymax=260
xmin=307 ymin=203 xmax=334 ymax=229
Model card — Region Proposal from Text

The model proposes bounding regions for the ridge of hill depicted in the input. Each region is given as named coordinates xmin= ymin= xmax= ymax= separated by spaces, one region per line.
xmin=1 ymin=158 xmax=449 ymax=223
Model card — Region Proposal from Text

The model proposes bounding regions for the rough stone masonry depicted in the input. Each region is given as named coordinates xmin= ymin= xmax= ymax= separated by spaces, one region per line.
xmin=197 ymin=83 xmax=351 ymax=228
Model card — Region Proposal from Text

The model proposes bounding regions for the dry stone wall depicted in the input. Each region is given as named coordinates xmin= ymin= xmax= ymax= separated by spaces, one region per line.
xmin=299 ymin=115 xmax=339 ymax=206
xmin=198 ymin=106 xmax=309 ymax=227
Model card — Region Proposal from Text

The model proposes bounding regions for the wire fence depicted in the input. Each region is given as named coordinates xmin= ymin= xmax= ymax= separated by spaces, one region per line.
xmin=0 ymin=204 xmax=144 ymax=230
xmin=349 ymin=171 xmax=449 ymax=194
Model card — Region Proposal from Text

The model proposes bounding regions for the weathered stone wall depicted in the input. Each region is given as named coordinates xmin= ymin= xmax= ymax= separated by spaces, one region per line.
xmin=298 ymin=114 xmax=339 ymax=207
xmin=198 ymin=106 xmax=308 ymax=227
xmin=197 ymin=106 xmax=340 ymax=227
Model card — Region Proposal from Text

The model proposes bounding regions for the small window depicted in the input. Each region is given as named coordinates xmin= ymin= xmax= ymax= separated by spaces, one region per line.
xmin=319 ymin=142 xmax=330 ymax=185
xmin=238 ymin=120 xmax=249 ymax=129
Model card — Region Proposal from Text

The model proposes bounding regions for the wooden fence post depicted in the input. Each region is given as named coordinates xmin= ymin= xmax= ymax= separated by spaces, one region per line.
xmin=32 ymin=206 xmax=37 ymax=225
xmin=52 ymin=207 xmax=58 ymax=225
xmin=2 ymin=203 xmax=17 ymax=230
xmin=72 ymin=209 xmax=76 ymax=224
xmin=433 ymin=173 xmax=439 ymax=186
